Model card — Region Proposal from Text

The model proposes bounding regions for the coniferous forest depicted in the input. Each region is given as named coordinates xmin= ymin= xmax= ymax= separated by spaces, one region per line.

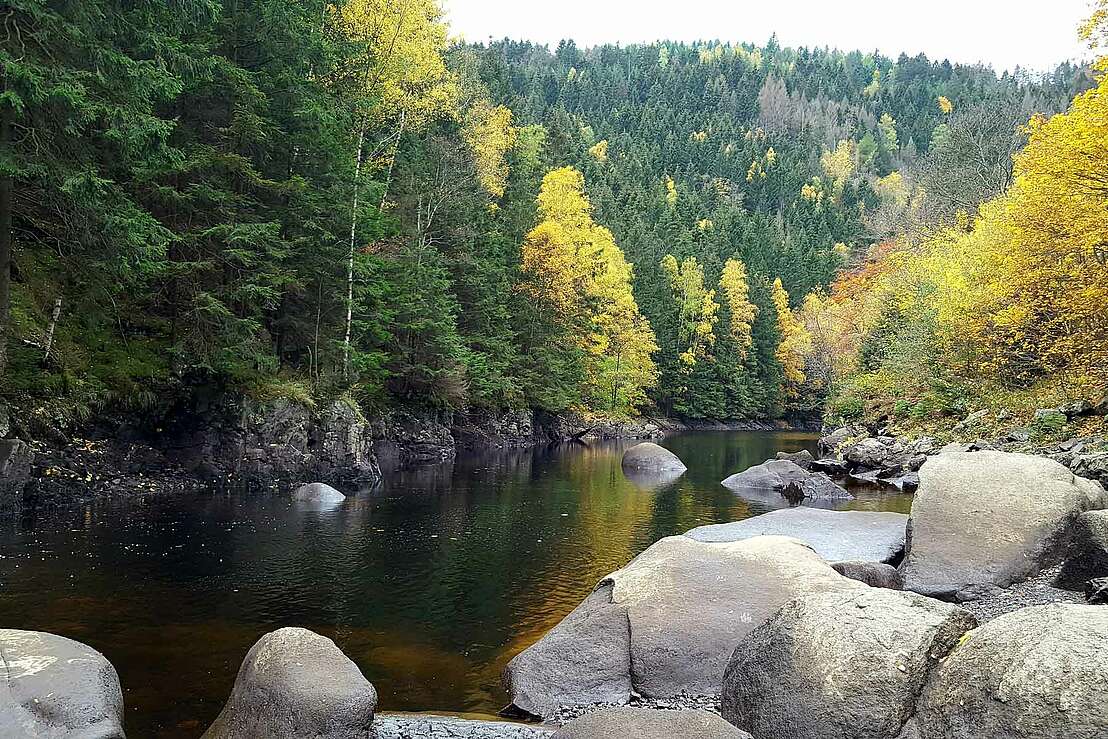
xmin=1 ymin=0 xmax=1103 ymax=429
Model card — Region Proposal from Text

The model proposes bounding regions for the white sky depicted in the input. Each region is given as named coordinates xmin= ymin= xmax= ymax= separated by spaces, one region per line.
xmin=444 ymin=0 xmax=1095 ymax=74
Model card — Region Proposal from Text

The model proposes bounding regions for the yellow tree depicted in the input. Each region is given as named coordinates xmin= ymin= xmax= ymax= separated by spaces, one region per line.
xmin=462 ymin=98 xmax=516 ymax=198
xmin=718 ymin=259 xmax=757 ymax=358
xmin=521 ymin=168 xmax=658 ymax=411
xmin=661 ymin=255 xmax=719 ymax=367
xmin=820 ymin=139 xmax=856 ymax=203
xmin=772 ymin=278 xmax=812 ymax=396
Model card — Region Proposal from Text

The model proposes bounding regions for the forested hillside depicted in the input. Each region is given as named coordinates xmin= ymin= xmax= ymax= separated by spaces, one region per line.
xmin=0 ymin=0 xmax=1096 ymax=430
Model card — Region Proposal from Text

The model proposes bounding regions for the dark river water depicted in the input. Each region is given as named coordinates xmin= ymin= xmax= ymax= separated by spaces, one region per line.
xmin=0 ymin=431 xmax=912 ymax=737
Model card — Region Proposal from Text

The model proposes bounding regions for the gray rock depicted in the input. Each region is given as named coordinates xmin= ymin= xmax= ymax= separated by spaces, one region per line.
xmin=551 ymin=708 xmax=750 ymax=739
xmin=844 ymin=437 xmax=891 ymax=469
xmin=1055 ymin=509 xmax=1108 ymax=589
xmin=899 ymin=451 xmax=1108 ymax=598
xmin=1087 ymin=577 xmax=1108 ymax=604
xmin=620 ymin=443 xmax=687 ymax=473
xmin=1003 ymin=428 xmax=1031 ymax=443
xmin=373 ymin=714 xmax=553 ymax=738
xmin=503 ymin=536 xmax=862 ymax=718
xmin=774 ymin=449 xmax=814 ymax=469
xmin=781 ymin=474 xmax=853 ymax=501
xmin=502 ymin=583 xmax=631 ymax=718
xmin=722 ymin=589 xmax=975 ymax=739
xmin=1032 ymin=408 xmax=1068 ymax=430
xmin=832 ymin=561 xmax=904 ymax=589
xmin=0 ymin=629 xmax=125 ymax=739
xmin=952 ymin=409 xmax=988 ymax=432
xmin=686 ymin=508 xmax=907 ymax=563
xmin=809 ymin=458 xmax=849 ymax=475
xmin=913 ymin=604 xmax=1108 ymax=739
xmin=292 ymin=482 xmax=347 ymax=504
xmin=0 ymin=438 xmax=32 ymax=513
xmin=721 ymin=459 xmax=809 ymax=490
xmin=819 ymin=425 xmax=863 ymax=455
xmin=1071 ymin=452 xmax=1108 ymax=486
xmin=202 ymin=627 xmax=377 ymax=739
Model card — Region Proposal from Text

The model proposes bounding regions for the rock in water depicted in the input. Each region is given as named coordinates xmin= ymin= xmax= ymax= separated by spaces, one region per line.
xmin=774 ymin=449 xmax=814 ymax=469
xmin=721 ymin=459 xmax=809 ymax=490
xmin=0 ymin=629 xmax=125 ymax=739
xmin=552 ymin=708 xmax=751 ymax=739
xmin=721 ymin=589 xmax=976 ymax=739
xmin=202 ymin=627 xmax=377 ymax=739
xmin=912 ymin=604 xmax=1108 ymax=739
xmin=620 ymin=442 xmax=687 ymax=472
xmin=502 ymin=536 xmax=863 ymax=718
xmin=899 ymin=451 xmax=1108 ymax=598
xmin=1055 ymin=509 xmax=1108 ymax=589
xmin=832 ymin=561 xmax=904 ymax=589
xmin=685 ymin=508 xmax=906 ymax=563
xmin=291 ymin=482 xmax=347 ymax=504
xmin=780 ymin=474 xmax=853 ymax=501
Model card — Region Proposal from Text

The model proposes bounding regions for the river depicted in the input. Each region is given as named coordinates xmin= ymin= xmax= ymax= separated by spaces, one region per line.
xmin=0 ymin=431 xmax=912 ymax=736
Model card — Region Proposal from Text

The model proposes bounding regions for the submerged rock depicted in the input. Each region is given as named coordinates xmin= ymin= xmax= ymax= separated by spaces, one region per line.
xmin=912 ymin=604 xmax=1108 ymax=739
xmin=685 ymin=508 xmax=906 ymax=563
xmin=722 ymin=589 xmax=976 ymax=739
xmin=899 ymin=451 xmax=1108 ymax=598
xmin=502 ymin=536 xmax=862 ymax=718
xmin=373 ymin=714 xmax=553 ymax=738
xmin=202 ymin=627 xmax=377 ymax=739
xmin=620 ymin=442 xmax=687 ymax=473
xmin=0 ymin=629 xmax=125 ymax=739
xmin=291 ymin=482 xmax=347 ymax=504
xmin=551 ymin=708 xmax=750 ymax=739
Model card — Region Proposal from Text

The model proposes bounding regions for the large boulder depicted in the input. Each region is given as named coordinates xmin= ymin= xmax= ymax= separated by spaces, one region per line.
xmin=686 ymin=508 xmax=907 ymax=563
xmin=202 ymin=627 xmax=377 ymax=739
xmin=912 ymin=604 xmax=1108 ymax=739
xmin=620 ymin=442 xmax=687 ymax=473
xmin=503 ymin=536 xmax=863 ymax=718
xmin=1055 ymin=509 xmax=1108 ymax=589
xmin=721 ymin=589 xmax=976 ymax=739
xmin=721 ymin=460 xmax=851 ymax=501
xmin=552 ymin=708 xmax=750 ymax=739
xmin=0 ymin=629 xmax=125 ymax=739
xmin=900 ymin=451 xmax=1108 ymax=598
xmin=291 ymin=482 xmax=347 ymax=504
xmin=844 ymin=437 xmax=892 ymax=469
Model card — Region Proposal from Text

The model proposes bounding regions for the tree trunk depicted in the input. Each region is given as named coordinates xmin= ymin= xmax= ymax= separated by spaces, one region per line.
xmin=42 ymin=297 xmax=62 ymax=363
xmin=342 ymin=129 xmax=366 ymax=380
xmin=0 ymin=97 xmax=13 ymax=381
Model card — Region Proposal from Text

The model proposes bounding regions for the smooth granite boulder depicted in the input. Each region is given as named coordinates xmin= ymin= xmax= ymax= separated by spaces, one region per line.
xmin=686 ymin=508 xmax=907 ymax=563
xmin=721 ymin=459 xmax=809 ymax=490
xmin=1055 ymin=509 xmax=1108 ymax=589
xmin=620 ymin=442 xmax=687 ymax=473
xmin=913 ymin=604 xmax=1108 ymax=739
xmin=775 ymin=449 xmax=814 ymax=469
xmin=503 ymin=536 xmax=863 ymax=718
xmin=552 ymin=708 xmax=751 ymax=739
xmin=832 ymin=560 xmax=904 ymax=589
xmin=202 ymin=627 xmax=377 ymax=739
xmin=722 ymin=589 xmax=976 ymax=739
xmin=900 ymin=451 xmax=1108 ymax=597
xmin=0 ymin=630 xmax=125 ymax=739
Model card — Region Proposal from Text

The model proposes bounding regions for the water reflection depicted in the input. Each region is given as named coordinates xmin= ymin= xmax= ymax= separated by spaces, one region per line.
xmin=0 ymin=431 xmax=910 ymax=737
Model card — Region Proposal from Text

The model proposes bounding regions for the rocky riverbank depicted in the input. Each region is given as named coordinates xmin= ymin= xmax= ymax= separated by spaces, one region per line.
xmin=0 ymin=389 xmax=816 ymax=514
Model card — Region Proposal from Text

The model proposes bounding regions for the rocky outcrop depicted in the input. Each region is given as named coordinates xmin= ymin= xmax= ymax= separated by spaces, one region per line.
xmin=620 ymin=443 xmax=686 ymax=472
xmin=911 ymin=604 xmax=1108 ymax=739
xmin=899 ymin=451 xmax=1108 ymax=598
xmin=832 ymin=560 xmax=904 ymax=589
xmin=202 ymin=627 xmax=377 ymax=739
xmin=721 ymin=460 xmax=852 ymax=502
xmin=0 ymin=438 xmax=33 ymax=513
xmin=721 ymin=589 xmax=976 ymax=739
xmin=503 ymin=536 xmax=863 ymax=718
xmin=0 ymin=629 xmax=126 ymax=739
xmin=551 ymin=708 xmax=751 ymax=739
xmin=1055 ymin=509 xmax=1108 ymax=589
xmin=685 ymin=508 xmax=907 ymax=563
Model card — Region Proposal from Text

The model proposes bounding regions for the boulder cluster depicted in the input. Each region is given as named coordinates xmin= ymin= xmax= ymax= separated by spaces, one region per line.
xmin=4 ymin=437 xmax=1107 ymax=739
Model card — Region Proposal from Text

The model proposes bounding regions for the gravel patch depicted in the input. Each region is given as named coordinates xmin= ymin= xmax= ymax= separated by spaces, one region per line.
xmin=958 ymin=565 xmax=1086 ymax=622
xmin=373 ymin=714 xmax=553 ymax=739
xmin=549 ymin=693 xmax=720 ymax=726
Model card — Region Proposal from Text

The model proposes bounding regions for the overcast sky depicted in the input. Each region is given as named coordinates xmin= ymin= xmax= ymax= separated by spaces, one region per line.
xmin=443 ymin=0 xmax=1094 ymax=74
